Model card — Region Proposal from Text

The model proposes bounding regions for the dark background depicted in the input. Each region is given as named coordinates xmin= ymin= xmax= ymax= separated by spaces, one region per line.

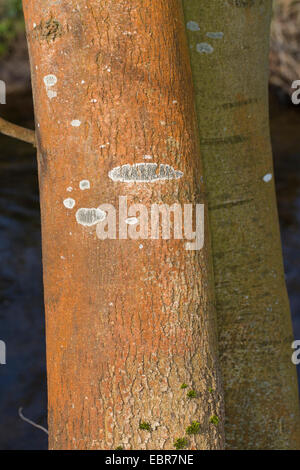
xmin=0 ymin=0 xmax=299 ymax=450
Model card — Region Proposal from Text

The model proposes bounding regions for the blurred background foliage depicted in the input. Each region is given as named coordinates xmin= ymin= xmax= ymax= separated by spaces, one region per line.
xmin=270 ymin=0 xmax=300 ymax=95
xmin=0 ymin=0 xmax=24 ymax=57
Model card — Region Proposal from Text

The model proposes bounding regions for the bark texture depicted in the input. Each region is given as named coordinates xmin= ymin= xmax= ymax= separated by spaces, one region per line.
xmin=23 ymin=0 xmax=225 ymax=450
xmin=183 ymin=0 xmax=300 ymax=449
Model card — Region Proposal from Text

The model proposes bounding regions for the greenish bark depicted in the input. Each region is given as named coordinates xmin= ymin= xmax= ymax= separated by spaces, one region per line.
xmin=183 ymin=0 xmax=300 ymax=449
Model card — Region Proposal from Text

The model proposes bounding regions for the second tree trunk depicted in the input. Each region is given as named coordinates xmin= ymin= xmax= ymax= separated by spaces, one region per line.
xmin=183 ymin=0 xmax=300 ymax=450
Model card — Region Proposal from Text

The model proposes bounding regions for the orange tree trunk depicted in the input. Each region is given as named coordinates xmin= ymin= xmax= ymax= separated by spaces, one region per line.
xmin=22 ymin=0 xmax=225 ymax=450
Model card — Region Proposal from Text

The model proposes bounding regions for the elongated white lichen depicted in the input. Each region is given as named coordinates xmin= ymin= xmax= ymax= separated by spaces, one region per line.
xmin=108 ymin=163 xmax=183 ymax=183
xmin=71 ymin=120 xmax=81 ymax=127
xmin=125 ymin=217 xmax=139 ymax=225
xmin=206 ymin=32 xmax=224 ymax=39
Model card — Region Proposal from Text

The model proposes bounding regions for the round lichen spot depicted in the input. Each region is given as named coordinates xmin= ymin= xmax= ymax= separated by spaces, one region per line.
xmin=43 ymin=74 xmax=57 ymax=87
xmin=186 ymin=21 xmax=200 ymax=32
xmin=263 ymin=173 xmax=273 ymax=183
xmin=79 ymin=179 xmax=90 ymax=190
xmin=63 ymin=198 xmax=75 ymax=209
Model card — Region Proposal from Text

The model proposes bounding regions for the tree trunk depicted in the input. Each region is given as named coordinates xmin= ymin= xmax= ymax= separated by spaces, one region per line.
xmin=183 ymin=0 xmax=300 ymax=449
xmin=22 ymin=0 xmax=225 ymax=450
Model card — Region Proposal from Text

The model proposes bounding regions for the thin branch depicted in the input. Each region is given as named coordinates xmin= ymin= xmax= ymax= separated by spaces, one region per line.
xmin=0 ymin=117 xmax=36 ymax=147
xmin=18 ymin=407 xmax=48 ymax=435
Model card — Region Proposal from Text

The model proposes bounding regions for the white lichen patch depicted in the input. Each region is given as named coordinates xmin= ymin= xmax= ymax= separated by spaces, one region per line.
xmin=125 ymin=217 xmax=138 ymax=225
xmin=187 ymin=21 xmax=200 ymax=32
xmin=143 ymin=155 xmax=153 ymax=160
xmin=71 ymin=120 xmax=81 ymax=127
xmin=196 ymin=43 xmax=214 ymax=54
xmin=79 ymin=180 xmax=90 ymax=190
xmin=47 ymin=89 xmax=57 ymax=100
xmin=67 ymin=187 xmax=73 ymax=192
xmin=63 ymin=198 xmax=76 ymax=209
xmin=43 ymin=74 xmax=57 ymax=87
xmin=263 ymin=173 xmax=273 ymax=183
xmin=75 ymin=208 xmax=106 ymax=226
xmin=108 ymin=163 xmax=183 ymax=183
xmin=44 ymin=74 xmax=57 ymax=100
xmin=206 ymin=32 xmax=224 ymax=39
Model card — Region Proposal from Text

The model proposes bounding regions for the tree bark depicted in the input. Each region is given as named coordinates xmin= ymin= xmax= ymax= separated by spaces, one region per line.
xmin=183 ymin=0 xmax=300 ymax=450
xmin=23 ymin=0 xmax=225 ymax=450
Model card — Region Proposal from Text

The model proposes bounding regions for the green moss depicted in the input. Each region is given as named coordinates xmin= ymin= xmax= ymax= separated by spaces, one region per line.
xmin=174 ymin=438 xmax=188 ymax=450
xmin=180 ymin=383 xmax=188 ymax=389
xmin=208 ymin=387 xmax=214 ymax=393
xmin=186 ymin=421 xmax=201 ymax=435
xmin=187 ymin=390 xmax=197 ymax=399
xmin=139 ymin=421 xmax=151 ymax=431
xmin=210 ymin=415 xmax=219 ymax=426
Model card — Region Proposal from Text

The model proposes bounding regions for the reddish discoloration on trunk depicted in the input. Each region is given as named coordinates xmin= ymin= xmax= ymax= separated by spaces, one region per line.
xmin=23 ymin=0 xmax=224 ymax=449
